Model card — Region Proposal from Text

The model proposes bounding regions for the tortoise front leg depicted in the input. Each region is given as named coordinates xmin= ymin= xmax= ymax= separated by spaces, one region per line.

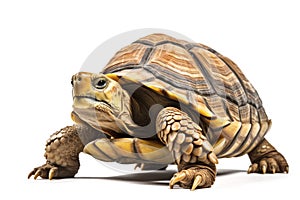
xmin=28 ymin=125 xmax=84 ymax=179
xmin=156 ymin=107 xmax=218 ymax=190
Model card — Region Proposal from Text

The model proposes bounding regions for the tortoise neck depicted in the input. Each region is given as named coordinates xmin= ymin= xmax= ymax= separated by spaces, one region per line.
xmin=114 ymin=89 xmax=140 ymax=135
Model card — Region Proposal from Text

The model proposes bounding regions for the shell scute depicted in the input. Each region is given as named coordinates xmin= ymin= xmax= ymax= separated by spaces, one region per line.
xmin=102 ymin=33 xmax=269 ymax=158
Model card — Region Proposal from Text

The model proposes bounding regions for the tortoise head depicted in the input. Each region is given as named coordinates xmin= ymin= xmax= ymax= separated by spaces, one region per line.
xmin=71 ymin=72 xmax=135 ymax=134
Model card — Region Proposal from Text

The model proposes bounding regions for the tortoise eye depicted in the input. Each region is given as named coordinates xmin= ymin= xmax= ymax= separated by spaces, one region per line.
xmin=95 ymin=78 xmax=107 ymax=89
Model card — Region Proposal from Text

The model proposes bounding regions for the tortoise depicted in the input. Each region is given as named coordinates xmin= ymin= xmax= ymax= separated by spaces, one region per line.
xmin=28 ymin=33 xmax=288 ymax=190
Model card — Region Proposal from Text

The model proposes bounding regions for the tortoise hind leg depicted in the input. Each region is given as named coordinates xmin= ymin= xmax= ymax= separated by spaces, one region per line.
xmin=134 ymin=163 xmax=168 ymax=170
xmin=156 ymin=107 xmax=218 ymax=190
xmin=247 ymin=139 xmax=288 ymax=174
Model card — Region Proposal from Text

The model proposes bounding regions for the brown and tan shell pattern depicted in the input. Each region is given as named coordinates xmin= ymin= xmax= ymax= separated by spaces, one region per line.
xmin=102 ymin=34 xmax=271 ymax=158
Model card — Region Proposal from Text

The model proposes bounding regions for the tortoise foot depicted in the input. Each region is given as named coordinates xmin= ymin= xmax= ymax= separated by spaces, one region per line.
xmin=248 ymin=139 xmax=288 ymax=174
xmin=248 ymin=152 xmax=289 ymax=174
xmin=169 ymin=165 xmax=216 ymax=190
xmin=28 ymin=126 xmax=83 ymax=180
xmin=134 ymin=163 xmax=168 ymax=170
xmin=28 ymin=162 xmax=78 ymax=180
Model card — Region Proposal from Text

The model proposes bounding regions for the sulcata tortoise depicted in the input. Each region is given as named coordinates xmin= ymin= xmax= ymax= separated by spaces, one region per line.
xmin=29 ymin=33 xmax=288 ymax=190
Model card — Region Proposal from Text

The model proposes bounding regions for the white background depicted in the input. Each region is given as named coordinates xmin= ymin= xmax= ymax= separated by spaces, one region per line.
xmin=1 ymin=0 xmax=299 ymax=199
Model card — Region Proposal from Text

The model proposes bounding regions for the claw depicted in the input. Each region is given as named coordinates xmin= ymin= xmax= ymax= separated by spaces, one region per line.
xmin=261 ymin=165 xmax=267 ymax=174
xmin=191 ymin=175 xmax=202 ymax=191
xmin=252 ymin=163 xmax=258 ymax=172
xmin=28 ymin=170 xmax=35 ymax=179
xmin=259 ymin=160 xmax=267 ymax=174
xmin=49 ymin=167 xmax=57 ymax=180
xmin=270 ymin=165 xmax=276 ymax=174
xmin=134 ymin=163 xmax=144 ymax=170
xmin=248 ymin=163 xmax=258 ymax=173
xmin=271 ymin=167 xmax=276 ymax=174
xmin=284 ymin=166 xmax=289 ymax=173
xmin=247 ymin=166 xmax=252 ymax=174
xmin=169 ymin=172 xmax=186 ymax=189
xmin=34 ymin=169 xmax=42 ymax=180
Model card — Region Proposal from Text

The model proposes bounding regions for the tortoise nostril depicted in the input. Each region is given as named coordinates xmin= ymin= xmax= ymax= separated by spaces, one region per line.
xmin=71 ymin=74 xmax=83 ymax=86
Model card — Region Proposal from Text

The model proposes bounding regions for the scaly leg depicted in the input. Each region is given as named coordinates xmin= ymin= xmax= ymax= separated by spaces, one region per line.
xmin=248 ymin=139 xmax=288 ymax=174
xmin=156 ymin=107 xmax=218 ymax=190
xmin=28 ymin=125 xmax=84 ymax=179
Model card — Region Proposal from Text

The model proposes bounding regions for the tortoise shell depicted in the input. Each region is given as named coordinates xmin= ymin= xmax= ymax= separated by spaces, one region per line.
xmin=102 ymin=33 xmax=270 ymax=158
